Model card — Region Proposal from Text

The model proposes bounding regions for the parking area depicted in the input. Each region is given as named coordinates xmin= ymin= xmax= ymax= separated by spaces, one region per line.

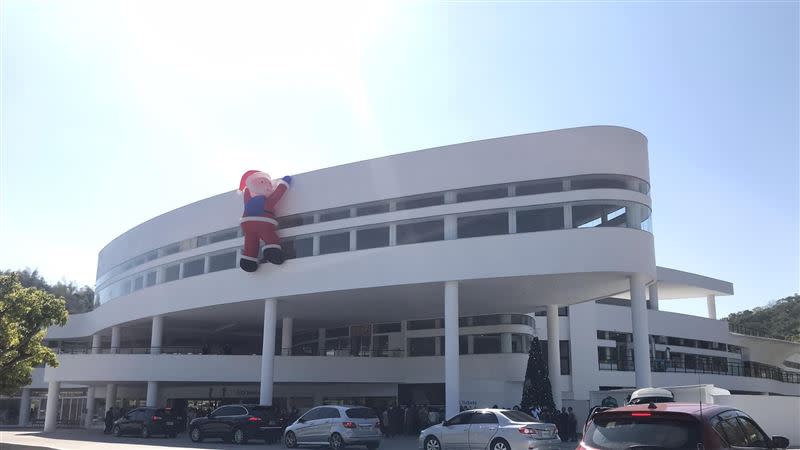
xmin=0 ymin=429 xmax=580 ymax=450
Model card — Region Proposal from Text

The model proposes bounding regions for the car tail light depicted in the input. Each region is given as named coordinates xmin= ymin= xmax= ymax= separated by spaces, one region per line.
xmin=631 ymin=412 xmax=652 ymax=417
xmin=152 ymin=415 xmax=162 ymax=421
xmin=248 ymin=416 xmax=262 ymax=422
xmin=518 ymin=426 xmax=538 ymax=435
xmin=343 ymin=421 xmax=357 ymax=429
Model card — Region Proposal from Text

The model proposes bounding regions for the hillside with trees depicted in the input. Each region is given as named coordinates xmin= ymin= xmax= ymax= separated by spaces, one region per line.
xmin=725 ymin=294 xmax=800 ymax=342
xmin=0 ymin=269 xmax=94 ymax=314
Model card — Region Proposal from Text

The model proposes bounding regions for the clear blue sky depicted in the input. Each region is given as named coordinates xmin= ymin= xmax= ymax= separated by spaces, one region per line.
xmin=1 ymin=1 xmax=797 ymax=318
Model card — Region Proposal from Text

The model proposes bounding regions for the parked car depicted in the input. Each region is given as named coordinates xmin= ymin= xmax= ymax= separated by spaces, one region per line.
xmin=112 ymin=407 xmax=178 ymax=438
xmin=284 ymin=405 xmax=382 ymax=450
xmin=579 ymin=402 xmax=790 ymax=449
xmin=419 ymin=409 xmax=561 ymax=450
xmin=188 ymin=404 xmax=273 ymax=444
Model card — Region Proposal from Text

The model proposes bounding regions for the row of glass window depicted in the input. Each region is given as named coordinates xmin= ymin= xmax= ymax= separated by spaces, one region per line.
xmin=96 ymin=173 xmax=650 ymax=282
xmin=596 ymin=330 xmax=743 ymax=354
xmin=95 ymin=200 xmax=652 ymax=306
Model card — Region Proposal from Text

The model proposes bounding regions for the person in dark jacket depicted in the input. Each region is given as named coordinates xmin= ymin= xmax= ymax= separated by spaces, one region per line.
xmin=103 ymin=408 xmax=114 ymax=434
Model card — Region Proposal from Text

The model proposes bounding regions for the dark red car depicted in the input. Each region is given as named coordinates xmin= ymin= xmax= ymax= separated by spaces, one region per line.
xmin=579 ymin=402 xmax=790 ymax=449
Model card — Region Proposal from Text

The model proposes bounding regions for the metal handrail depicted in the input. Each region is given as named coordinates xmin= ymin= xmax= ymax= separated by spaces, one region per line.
xmin=728 ymin=323 xmax=800 ymax=343
xmin=598 ymin=356 xmax=800 ymax=384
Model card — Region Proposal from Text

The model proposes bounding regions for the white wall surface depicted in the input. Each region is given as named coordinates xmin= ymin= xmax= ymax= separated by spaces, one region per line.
xmin=714 ymin=394 xmax=800 ymax=445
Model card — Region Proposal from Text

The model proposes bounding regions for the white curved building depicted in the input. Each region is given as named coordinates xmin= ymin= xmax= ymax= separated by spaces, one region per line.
xmin=7 ymin=126 xmax=799 ymax=431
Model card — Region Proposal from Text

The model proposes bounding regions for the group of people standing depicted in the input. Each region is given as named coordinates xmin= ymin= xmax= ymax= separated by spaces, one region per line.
xmin=529 ymin=406 xmax=578 ymax=442
xmin=379 ymin=404 xmax=440 ymax=437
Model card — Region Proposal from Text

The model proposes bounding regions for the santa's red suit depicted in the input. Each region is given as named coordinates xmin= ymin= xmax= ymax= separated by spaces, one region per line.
xmin=238 ymin=170 xmax=292 ymax=272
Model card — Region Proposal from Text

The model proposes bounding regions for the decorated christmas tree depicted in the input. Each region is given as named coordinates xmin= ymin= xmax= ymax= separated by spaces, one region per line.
xmin=520 ymin=336 xmax=555 ymax=412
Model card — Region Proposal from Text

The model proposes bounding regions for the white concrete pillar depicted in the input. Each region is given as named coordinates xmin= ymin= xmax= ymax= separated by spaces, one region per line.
xmin=434 ymin=335 xmax=442 ymax=356
xmin=146 ymin=381 xmax=158 ymax=407
xmin=91 ymin=334 xmax=101 ymax=354
xmin=318 ymin=328 xmax=326 ymax=356
xmin=260 ymin=298 xmax=277 ymax=405
xmin=150 ymin=315 xmax=163 ymax=355
xmin=706 ymin=294 xmax=717 ymax=320
xmin=648 ymin=283 xmax=659 ymax=311
xmin=105 ymin=383 xmax=117 ymax=412
xmin=282 ymin=317 xmax=294 ymax=356
xmin=630 ymin=274 xmax=652 ymax=387
xmin=43 ymin=381 xmax=60 ymax=432
xmin=444 ymin=216 xmax=457 ymax=240
xmin=110 ymin=326 xmax=121 ymax=354
xmin=444 ymin=281 xmax=460 ymax=419
xmin=467 ymin=336 xmax=474 ymax=354
xmin=563 ymin=205 xmax=573 ymax=229
xmin=85 ymin=386 xmax=96 ymax=428
xmin=546 ymin=305 xmax=562 ymax=409
xmin=501 ymin=333 xmax=513 ymax=353
xmin=18 ymin=388 xmax=31 ymax=426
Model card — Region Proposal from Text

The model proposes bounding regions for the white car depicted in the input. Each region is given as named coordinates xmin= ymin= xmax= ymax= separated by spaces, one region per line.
xmin=419 ymin=409 xmax=561 ymax=450
xmin=284 ymin=405 xmax=382 ymax=450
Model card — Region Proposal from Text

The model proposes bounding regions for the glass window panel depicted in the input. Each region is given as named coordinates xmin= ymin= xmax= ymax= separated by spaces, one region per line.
xmin=397 ymin=220 xmax=444 ymax=245
xmin=145 ymin=251 xmax=158 ymax=262
xmin=408 ymin=337 xmax=437 ymax=356
xmin=395 ymin=194 xmax=444 ymax=211
xmin=374 ymin=322 xmax=401 ymax=333
xmin=320 ymin=209 xmax=351 ymax=222
xmin=320 ymin=232 xmax=350 ymax=254
xmin=133 ymin=276 xmax=144 ymax=291
xmin=473 ymin=334 xmax=501 ymax=354
xmin=280 ymin=214 xmax=315 ymax=228
xmin=515 ymin=180 xmax=562 ymax=196
xmin=161 ymin=243 xmax=181 ymax=257
xmin=327 ymin=327 xmax=349 ymax=338
xmin=457 ymin=213 xmax=508 ymax=238
xmin=182 ymin=258 xmax=205 ymax=278
xmin=572 ymin=204 xmax=628 ymax=228
xmin=120 ymin=279 xmax=131 ymax=296
xmin=356 ymin=203 xmax=390 ymax=216
xmin=209 ymin=228 xmax=239 ymax=244
xmin=356 ymin=227 xmax=390 ymax=250
xmin=516 ymin=207 xmax=564 ymax=233
xmin=196 ymin=235 xmax=209 ymax=247
xmin=145 ymin=271 xmax=157 ymax=287
xmin=473 ymin=315 xmax=503 ymax=326
xmin=208 ymin=251 xmax=237 ymax=272
xmin=457 ymin=186 xmax=507 ymax=202
xmin=460 ymin=335 xmax=469 ymax=354
xmin=283 ymin=237 xmax=313 ymax=259
xmin=571 ymin=176 xmax=628 ymax=190
xmin=408 ymin=319 xmax=441 ymax=330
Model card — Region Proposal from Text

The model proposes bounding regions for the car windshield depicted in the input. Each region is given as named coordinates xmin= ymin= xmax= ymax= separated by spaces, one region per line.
xmin=499 ymin=410 xmax=537 ymax=423
xmin=584 ymin=415 xmax=701 ymax=449
xmin=346 ymin=407 xmax=378 ymax=419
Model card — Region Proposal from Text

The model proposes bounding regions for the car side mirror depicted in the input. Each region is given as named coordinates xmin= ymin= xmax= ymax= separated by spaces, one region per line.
xmin=442 ymin=420 xmax=450 ymax=427
xmin=771 ymin=436 xmax=790 ymax=449
xmin=298 ymin=418 xmax=305 ymax=423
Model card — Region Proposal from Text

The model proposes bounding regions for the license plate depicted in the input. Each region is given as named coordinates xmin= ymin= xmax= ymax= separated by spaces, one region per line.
xmin=359 ymin=425 xmax=371 ymax=429
xmin=166 ymin=421 xmax=174 ymax=425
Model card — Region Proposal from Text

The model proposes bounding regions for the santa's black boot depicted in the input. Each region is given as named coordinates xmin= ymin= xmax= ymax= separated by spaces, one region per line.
xmin=239 ymin=258 xmax=258 ymax=272
xmin=262 ymin=247 xmax=286 ymax=265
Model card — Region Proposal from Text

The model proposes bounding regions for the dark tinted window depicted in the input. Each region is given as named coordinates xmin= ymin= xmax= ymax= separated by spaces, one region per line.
xmin=280 ymin=214 xmax=315 ymax=228
xmin=736 ymin=416 xmax=770 ymax=447
xmin=320 ymin=232 xmax=350 ymax=254
xmin=715 ymin=418 xmax=747 ymax=446
xmin=319 ymin=407 xmax=341 ymax=419
xmin=516 ymin=181 xmax=562 ymax=196
xmin=327 ymin=327 xmax=349 ymax=338
xmin=397 ymin=220 xmax=444 ymax=245
xmin=212 ymin=406 xmax=236 ymax=417
xmin=284 ymin=237 xmax=313 ymax=259
xmin=320 ymin=209 xmax=351 ymax=222
xmin=571 ymin=177 xmax=628 ymax=190
xmin=500 ymin=410 xmax=536 ymax=423
xmin=209 ymin=228 xmax=238 ymax=244
xmin=208 ymin=251 xmax=237 ymax=272
xmin=163 ymin=264 xmax=180 ymax=282
xmin=162 ymin=243 xmax=181 ymax=256
xmin=396 ymin=195 xmax=444 ymax=210
xmin=584 ymin=415 xmax=701 ymax=449
xmin=408 ymin=337 xmax=436 ymax=356
xmin=374 ymin=322 xmax=401 ymax=333
xmin=457 ymin=213 xmax=508 ymax=238
xmin=145 ymin=271 xmax=157 ymax=287
xmin=357 ymin=227 xmax=390 ymax=250
xmin=301 ymin=408 xmax=323 ymax=421
xmin=446 ymin=412 xmax=475 ymax=425
xmin=356 ymin=203 xmax=390 ymax=216
xmin=457 ymin=187 xmax=507 ymax=202
xmin=182 ymin=258 xmax=205 ymax=278
xmin=470 ymin=412 xmax=498 ymax=424
xmin=346 ymin=408 xmax=378 ymax=419
xmin=517 ymin=207 xmax=564 ymax=233
xmin=408 ymin=319 xmax=440 ymax=330
xmin=572 ymin=204 xmax=627 ymax=228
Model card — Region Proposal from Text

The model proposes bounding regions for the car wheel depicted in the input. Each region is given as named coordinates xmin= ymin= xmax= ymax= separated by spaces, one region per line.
xmin=141 ymin=426 xmax=150 ymax=439
xmin=490 ymin=438 xmax=510 ymax=450
xmin=112 ymin=425 xmax=122 ymax=437
xmin=190 ymin=427 xmax=204 ymax=442
xmin=424 ymin=436 xmax=441 ymax=450
xmin=233 ymin=428 xmax=248 ymax=445
xmin=330 ymin=432 xmax=345 ymax=450
xmin=285 ymin=431 xmax=298 ymax=448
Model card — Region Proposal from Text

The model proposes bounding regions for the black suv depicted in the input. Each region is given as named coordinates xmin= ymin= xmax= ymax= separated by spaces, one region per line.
xmin=112 ymin=407 xmax=178 ymax=438
xmin=189 ymin=404 xmax=274 ymax=444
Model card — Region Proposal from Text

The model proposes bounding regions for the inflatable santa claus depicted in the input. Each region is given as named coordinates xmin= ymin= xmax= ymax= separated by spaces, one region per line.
xmin=238 ymin=170 xmax=292 ymax=272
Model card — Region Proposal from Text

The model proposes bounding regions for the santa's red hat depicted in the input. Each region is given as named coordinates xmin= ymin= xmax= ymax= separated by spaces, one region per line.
xmin=238 ymin=170 xmax=270 ymax=192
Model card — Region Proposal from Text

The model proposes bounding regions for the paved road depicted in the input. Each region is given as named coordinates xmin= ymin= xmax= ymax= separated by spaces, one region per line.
xmin=0 ymin=429 xmax=580 ymax=450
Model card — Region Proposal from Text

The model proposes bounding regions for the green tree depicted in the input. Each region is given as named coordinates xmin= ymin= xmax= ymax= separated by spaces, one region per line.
xmin=0 ymin=274 xmax=68 ymax=395
xmin=520 ymin=337 xmax=555 ymax=412
xmin=726 ymin=294 xmax=800 ymax=342
xmin=1 ymin=269 xmax=94 ymax=314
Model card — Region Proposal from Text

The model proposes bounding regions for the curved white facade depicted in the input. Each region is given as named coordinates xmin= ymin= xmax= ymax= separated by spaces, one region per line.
xmin=10 ymin=126 xmax=798 ymax=431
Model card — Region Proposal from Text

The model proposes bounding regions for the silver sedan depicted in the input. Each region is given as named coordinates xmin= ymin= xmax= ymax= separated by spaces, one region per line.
xmin=419 ymin=409 xmax=562 ymax=450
